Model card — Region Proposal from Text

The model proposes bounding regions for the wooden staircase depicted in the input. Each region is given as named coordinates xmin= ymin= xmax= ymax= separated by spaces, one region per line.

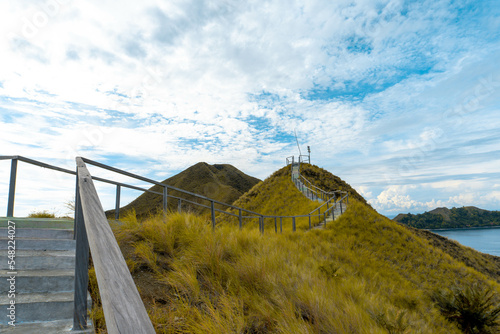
xmin=0 ymin=217 xmax=94 ymax=333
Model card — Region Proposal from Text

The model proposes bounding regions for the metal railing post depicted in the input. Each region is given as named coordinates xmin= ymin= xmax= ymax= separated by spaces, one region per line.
xmin=211 ymin=201 xmax=216 ymax=230
xmin=308 ymin=215 xmax=311 ymax=229
xmin=115 ymin=185 xmax=121 ymax=220
xmin=178 ymin=199 xmax=182 ymax=213
xmin=280 ymin=217 xmax=282 ymax=233
xmin=274 ymin=217 xmax=277 ymax=233
xmin=238 ymin=209 xmax=242 ymax=229
xmin=73 ymin=182 xmax=90 ymax=330
xmin=341 ymin=201 xmax=343 ymax=214
xmin=73 ymin=172 xmax=79 ymax=239
xmin=292 ymin=217 xmax=296 ymax=232
xmin=163 ymin=186 xmax=168 ymax=212
xmin=7 ymin=158 xmax=18 ymax=217
xmin=260 ymin=216 xmax=264 ymax=234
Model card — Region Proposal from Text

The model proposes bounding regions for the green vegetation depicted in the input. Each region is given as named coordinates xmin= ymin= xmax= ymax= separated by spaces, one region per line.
xmin=431 ymin=283 xmax=500 ymax=334
xmin=27 ymin=210 xmax=56 ymax=218
xmin=394 ymin=207 xmax=500 ymax=229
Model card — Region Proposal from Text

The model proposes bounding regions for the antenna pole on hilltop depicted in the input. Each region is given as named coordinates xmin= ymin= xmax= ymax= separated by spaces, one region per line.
xmin=294 ymin=129 xmax=302 ymax=156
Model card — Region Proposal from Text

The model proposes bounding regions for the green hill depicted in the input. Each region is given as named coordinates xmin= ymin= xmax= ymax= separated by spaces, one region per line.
xmin=106 ymin=162 xmax=260 ymax=219
xmin=89 ymin=164 xmax=500 ymax=333
xmin=394 ymin=206 xmax=500 ymax=229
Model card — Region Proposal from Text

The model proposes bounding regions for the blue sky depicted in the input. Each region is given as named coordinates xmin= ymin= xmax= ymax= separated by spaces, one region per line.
xmin=1 ymin=0 xmax=499 ymax=217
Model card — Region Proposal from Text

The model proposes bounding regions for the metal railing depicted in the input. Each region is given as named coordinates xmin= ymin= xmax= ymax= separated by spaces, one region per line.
xmin=1 ymin=155 xmax=347 ymax=232
xmin=286 ymin=155 xmax=349 ymax=224
xmin=1 ymin=155 xmax=350 ymax=331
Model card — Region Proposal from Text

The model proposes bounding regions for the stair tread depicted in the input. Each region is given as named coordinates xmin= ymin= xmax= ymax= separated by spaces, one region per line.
xmin=0 ymin=218 xmax=74 ymax=230
xmin=0 ymin=249 xmax=75 ymax=257
xmin=0 ymin=319 xmax=94 ymax=333
xmin=0 ymin=269 xmax=74 ymax=276
xmin=0 ymin=237 xmax=75 ymax=241
xmin=0 ymin=227 xmax=74 ymax=239
xmin=0 ymin=291 xmax=76 ymax=304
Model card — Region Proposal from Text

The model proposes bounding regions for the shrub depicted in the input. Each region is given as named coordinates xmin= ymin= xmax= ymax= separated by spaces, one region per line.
xmin=27 ymin=210 xmax=56 ymax=218
xmin=431 ymin=283 xmax=500 ymax=334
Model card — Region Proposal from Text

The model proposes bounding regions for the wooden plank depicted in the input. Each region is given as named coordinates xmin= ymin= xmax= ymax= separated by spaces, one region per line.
xmin=76 ymin=158 xmax=155 ymax=334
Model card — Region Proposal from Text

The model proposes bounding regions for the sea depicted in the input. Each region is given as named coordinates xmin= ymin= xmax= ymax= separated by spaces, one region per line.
xmin=429 ymin=227 xmax=500 ymax=257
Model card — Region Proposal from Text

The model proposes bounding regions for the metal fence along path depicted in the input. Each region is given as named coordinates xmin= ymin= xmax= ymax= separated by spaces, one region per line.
xmin=0 ymin=155 xmax=349 ymax=332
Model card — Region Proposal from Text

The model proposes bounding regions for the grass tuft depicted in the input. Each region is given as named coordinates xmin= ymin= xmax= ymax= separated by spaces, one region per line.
xmin=27 ymin=210 xmax=56 ymax=218
xmin=87 ymin=165 xmax=500 ymax=333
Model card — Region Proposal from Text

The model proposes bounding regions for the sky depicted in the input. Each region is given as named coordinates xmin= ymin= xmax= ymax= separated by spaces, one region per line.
xmin=1 ymin=0 xmax=499 ymax=218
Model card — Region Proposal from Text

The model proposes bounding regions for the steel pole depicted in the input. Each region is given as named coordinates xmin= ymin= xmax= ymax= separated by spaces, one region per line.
xmin=7 ymin=159 xmax=18 ymax=217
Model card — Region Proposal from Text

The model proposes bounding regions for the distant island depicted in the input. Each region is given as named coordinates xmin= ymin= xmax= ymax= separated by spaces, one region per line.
xmin=393 ymin=206 xmax=500 ymax=229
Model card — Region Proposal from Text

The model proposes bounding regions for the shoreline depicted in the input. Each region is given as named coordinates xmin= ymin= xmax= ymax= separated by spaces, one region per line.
xmin=427 ymin=225 xmax=500 ymax=232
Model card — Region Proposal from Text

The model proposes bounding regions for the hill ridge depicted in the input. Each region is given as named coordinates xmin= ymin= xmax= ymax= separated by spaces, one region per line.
xmin=106 ymin=162 xmax=260 ymax=219
xmin=394 ymin=206 xmax=500 ymax=229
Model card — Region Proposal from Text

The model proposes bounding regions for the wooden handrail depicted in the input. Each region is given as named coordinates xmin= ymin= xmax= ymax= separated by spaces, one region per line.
xmin=75 ymin=157 xmax=155 ymax=333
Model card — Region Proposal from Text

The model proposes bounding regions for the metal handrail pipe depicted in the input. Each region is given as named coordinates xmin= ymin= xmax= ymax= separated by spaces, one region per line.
xmin=308 ymin=196 xmax=337 ymax=215
xmin=1 ymin=155 xmax=77 ymax=175
xmin=299 ymin=175 xmax=344 ymax=196
xmin=0 ymin=155 xmax=160 ymax=196
xmin=80 ymin=157 xmax=264 ymax=217
xmin=0 ymin=155 xmax=20 ymax=161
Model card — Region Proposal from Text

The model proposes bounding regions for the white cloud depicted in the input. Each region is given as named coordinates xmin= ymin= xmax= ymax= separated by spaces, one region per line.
xmin=1 ymin=0 xmax=499 ymax=216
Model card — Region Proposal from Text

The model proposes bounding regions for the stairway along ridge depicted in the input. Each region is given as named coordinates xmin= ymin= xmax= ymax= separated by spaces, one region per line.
xmin=286 ymin=156 xmax=349 ymax=226
xmin=0 ymin=217 xmax=94 ymax=333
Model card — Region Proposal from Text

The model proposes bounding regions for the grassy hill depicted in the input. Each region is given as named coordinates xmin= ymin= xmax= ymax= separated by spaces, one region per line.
xmin=89 ymin=164 xmax=500 ymax=333
xmin=298 ymin=163 xmax=369 ymax=206
xmin=394 ymin=206 xmax=500 ymax=229
xmin=106 ymin=162 xmax=260 ymax=219
xmin=220 ymin=163 xmax=368 ymax=231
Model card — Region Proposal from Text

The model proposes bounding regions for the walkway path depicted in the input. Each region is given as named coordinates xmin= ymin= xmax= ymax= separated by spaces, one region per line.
xmin=290 ymin=163 xmax=347 ymax=226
